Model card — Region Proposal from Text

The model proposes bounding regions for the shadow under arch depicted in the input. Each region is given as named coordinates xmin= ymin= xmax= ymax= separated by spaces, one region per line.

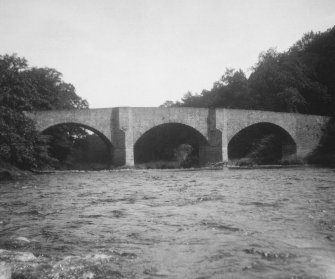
xmin=41 ymin=122 xmax=114 ymax=169
xmin=228 ymin=122 xmax=297 ymax=164
xmin=134 ymin=123 xmax=209 ymax=168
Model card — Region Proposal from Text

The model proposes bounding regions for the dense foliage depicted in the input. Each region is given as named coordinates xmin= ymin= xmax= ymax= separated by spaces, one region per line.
xmin=164 ymin=26 xmax=335 ymax=116
xmin=0 ymin=54 xmax=88 ymax=170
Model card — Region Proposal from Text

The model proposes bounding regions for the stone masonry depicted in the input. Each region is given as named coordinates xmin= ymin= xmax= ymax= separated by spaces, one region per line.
xmin=27 ymin=107 xmax=330 ymax=166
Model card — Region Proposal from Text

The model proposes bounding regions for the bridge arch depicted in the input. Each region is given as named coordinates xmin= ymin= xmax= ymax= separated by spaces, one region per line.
xmin=131 ymin=107 xmax=210 ymax=145
xmin=134 ymin=122 xmax=209 ymax=167
xmin=228 ymin=122 xmax=297 ymax=164
xmin=41 ymin=122 xmax=114 ymax=168
xmin=27 ymin=108 xmax=114 ymax=144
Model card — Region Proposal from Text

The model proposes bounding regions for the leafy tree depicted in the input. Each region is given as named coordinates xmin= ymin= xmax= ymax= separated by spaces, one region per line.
xmin=27 ymin=67 xmax=88 ymax=110
xmin=0 ymin=54 xmax=35 ymax=110
xmin=289 ymin=27 xmax=335 ymax=115
xmin=172 ymin=69 xmax=251 ymax=109
xmin=160 ymin=100 xmax=176 ymax=108
xmin=0 ymin=54 xmax=89 ymax=170
xmin=211 ymin=68 xmax=250 ymax=109
xmin=0 ymin=55 xmax=49 ymax=168
xmin=0 ymin=107 xmax=44 ymax=168
xmin=248 ymin=49 xmax=312 ymax=112
xmin=171 ymin=26 xmax=335 ymax=116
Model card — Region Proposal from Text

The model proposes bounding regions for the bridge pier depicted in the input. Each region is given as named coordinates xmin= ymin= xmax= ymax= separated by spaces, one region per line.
xmin=111 ymin=108 xmax=135 ymax=167
xmin=199 ymin=146 xmax=223 ymax=165
xmin=222 ymin=146 xmax=228 ymax=163
xmin=196 ymin=109 xmax=222 ymax=165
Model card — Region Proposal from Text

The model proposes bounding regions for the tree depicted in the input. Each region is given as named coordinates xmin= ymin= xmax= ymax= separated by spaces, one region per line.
xmin=173 ymin=26 xmax=335 ymax=116
xmin=0 ymin=54 xmax=35 ymax=111
xmin=212 ymin=68 xmax=250 ymax=109
xmin=0 ymin=54 xmax=89 ymax=170
xmin=248 ymin=49 xmax=312 ymax=112
xmin=289 ymin=27 xmax=335 ymax=115
xmin=0 ymin=55 xmax=49 ymax=168
xmin=160 ymin=100 xmax=176 ymax=108
xmin=26 ymin=67 xmax=88 ymax=110
xmin=172 ymin=69 xmax=251 ymax=109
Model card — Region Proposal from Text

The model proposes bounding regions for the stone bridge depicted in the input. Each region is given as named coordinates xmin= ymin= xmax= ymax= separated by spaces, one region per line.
xmin=27 ymin=107 xmax=330 ymax=166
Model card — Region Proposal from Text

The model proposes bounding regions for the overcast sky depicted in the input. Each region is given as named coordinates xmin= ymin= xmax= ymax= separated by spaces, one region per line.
xmin=0 ymin=0 xmax=334 ymax=108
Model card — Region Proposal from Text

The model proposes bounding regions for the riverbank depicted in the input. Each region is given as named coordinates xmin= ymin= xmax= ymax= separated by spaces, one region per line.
xmin=0 ymin=161 xmax=31 ymax=181
xmin=1 ymin=160 xmax=334 ymax=182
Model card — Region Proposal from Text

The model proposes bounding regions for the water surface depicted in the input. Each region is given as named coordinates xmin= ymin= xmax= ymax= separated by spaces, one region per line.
xmin=0 ymin=167 xmax=335 ymax=278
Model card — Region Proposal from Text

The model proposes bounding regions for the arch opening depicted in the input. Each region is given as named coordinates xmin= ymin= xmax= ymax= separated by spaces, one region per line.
xmin=134 ymin=123 xmax=209 ymax=168
xmin=228 ymin=122 xmax=297 ymax=165
xmin=41 ymin=123 xmax=113 ymax=170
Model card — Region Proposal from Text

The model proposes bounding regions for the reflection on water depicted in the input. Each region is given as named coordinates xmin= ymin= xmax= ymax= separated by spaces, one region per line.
xmin=0 ymin=167 xmax=335 ymax=278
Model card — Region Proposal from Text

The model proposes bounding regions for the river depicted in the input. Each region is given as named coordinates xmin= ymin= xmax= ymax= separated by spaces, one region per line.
xmin=0 ymin=167 xmax=335 ymax=278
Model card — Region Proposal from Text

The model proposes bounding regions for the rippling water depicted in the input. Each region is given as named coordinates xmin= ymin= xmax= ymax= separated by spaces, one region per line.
xmin=0 ymin=167 xmax=335 ymax=278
